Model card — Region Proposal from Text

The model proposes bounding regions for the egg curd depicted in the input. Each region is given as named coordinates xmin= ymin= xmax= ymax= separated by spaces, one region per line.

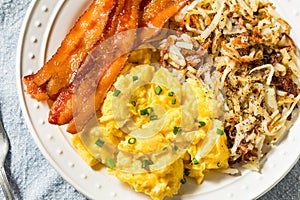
xmin=72 ymin=51 xmax=230 ymax=200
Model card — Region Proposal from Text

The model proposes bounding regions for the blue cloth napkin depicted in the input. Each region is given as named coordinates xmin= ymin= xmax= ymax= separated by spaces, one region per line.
xmin=0 ymin=0 xmax=298 ymax=199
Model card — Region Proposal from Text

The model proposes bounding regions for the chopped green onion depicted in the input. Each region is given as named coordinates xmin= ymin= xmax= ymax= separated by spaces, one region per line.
xmin=155 ymin=85 xmax=162 ymax=95
xmin=95 ymin=138 xmax=105 ymax=147
xmin=106 ymin=158 xmax=115 ymax=168
xmin=180 ymin=178 xmax=187 ymax=184
xmin=131 ymin=101 xmax=136 ymax=106
xmin=168 ymin=91 xmax=174 ymax=96
xmin=140 ymin=107 xmax=153 ymax=116
xmin=163 ymin=147 xmax=168 ymax=151
xmin=184 ymin=168 xmax=190 ymax=176
xmin=173 ymin=126 xmax=181 ymax=135
xmin=174 ymin=145 xmax=178 ymax=151
xmin=150 ymin=115 xmax=158 ymax=121
xmin=149 ymin=107 xmax=154 ymax=113
xmin=113 ymin=89 xmax=121 ymax=97
xmin=217 ymin=128 xmax=224 ymax=135
xmin=128 ymin=137 xmax=136 ymax=144
xmin=142 ymin=159 xmax=154 ymax=168
xmin=172 ymin=98 xmax=176 ymax=105
xmin=192 ymin=158 xmax=199 ymax=165
xmin=198 ymin=121 xmax=206 ymax=128
xmin=140 ymin=109 xmax=149 ymax=115
xmin=133 ymin=76 xmax=138 ymax=82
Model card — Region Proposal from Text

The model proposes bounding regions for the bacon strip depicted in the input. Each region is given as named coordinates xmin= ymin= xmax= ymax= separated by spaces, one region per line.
xmin=67 ymin=0 xmax=142 ymax=133
xmin=23 ymin=75 xmax=48 ymax=101
xmin=23 ymin=0 xmax=115 ymax=100
xmin=137 ymin=0 xmax=189 ymax=42
xmin=140 ymin=0 xmax=189 ymax=28
xmin=48 ymin=0 xmax=127 ymax=125
xmin=102 ymin=0 xmax=126 ymax=39
xmin=50 ymin=0 xmax=141 ymax=130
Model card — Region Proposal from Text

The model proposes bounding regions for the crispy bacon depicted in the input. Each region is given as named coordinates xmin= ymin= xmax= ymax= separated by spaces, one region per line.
xmin=101 ymin=0 xmax=126 ymax=38
xmin=23 ymin=75 xmax=48 ymax=101
xmin=50 ymin=0 xmax=141 ymax=131
xmin=140 ymin=0 xmax=189 ymax=28
xmin=138 ymin=0 xmax=189 ymax=41
xmin=67 ymin=1 xmax=143 ymax=133
xmin=48 ymin=0 xmax=127 ymax=125
xmin=23 ymin=0 xmax=115 ymax=99
xmin=48 ymin=85 xmax=74 ymax=124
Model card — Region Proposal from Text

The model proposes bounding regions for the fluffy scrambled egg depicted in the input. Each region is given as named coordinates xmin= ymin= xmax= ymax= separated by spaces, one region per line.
xmin=72 ymin=50 xmax=230 ymax=200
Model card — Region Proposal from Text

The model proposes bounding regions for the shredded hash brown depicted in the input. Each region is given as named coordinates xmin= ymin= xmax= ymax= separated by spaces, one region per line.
xmin=160 ymin=0 xmax=300 ymax=170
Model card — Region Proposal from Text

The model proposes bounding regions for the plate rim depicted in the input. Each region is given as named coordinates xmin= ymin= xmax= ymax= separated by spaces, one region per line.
xmin=15 ymin=0 xmax=300 ymax=200
xmin=15 ymin=0 xmax=95 ymax=199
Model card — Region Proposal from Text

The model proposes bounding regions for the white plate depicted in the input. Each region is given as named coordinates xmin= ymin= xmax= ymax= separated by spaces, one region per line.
xmin=16 ymin=0 xmax=300 ymax=199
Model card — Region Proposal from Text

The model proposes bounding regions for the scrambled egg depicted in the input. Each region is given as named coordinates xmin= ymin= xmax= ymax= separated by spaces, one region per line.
xmin=72 ymin=50 xmax=230 ymax=200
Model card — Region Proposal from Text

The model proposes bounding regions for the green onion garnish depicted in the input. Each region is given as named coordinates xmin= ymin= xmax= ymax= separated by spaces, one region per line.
xmin=131 ymin=101 xmax=136 ymax=107
xmin=174 ymin=145 xmax=178 ymax=151
xmin=140 ymin=107 xmax=153 ymax=116
xmin=113 ymin=89 xmax=121 ymax=97
xmin=133 ymin=76 xmax=138 ymax=81
xmin=155 ymin=85 xmax=162 ymax=95
xmin=192 ymin=158 xmax=199 ymax=165
xmin=173 ymin=126 xmax=181 ymax=135
xmin=217 ymin=128 xmax=224 ymax=135
xmin=149 ymin=107 xmax=154 ymax=113
xmin=140 ymin=109 xmax=149 ymax=115
xmin=142 ymin=159 xmax=154 ymax=168
xmin=180 ymin=178 xmax=187 ymax=184
xmin=95 ymin=138 xmax=105 ymax=147
xmin=184 ymin=168 xmax=190 ymax=176
xmin=163 ymin=147 xmax=168 ymax=151
xmin=150 ymin=115 xmax=158 ymax=121
xmin=172 ymin=98 xmax=176 ymax=105
xmin=168 ymin=91 xmax=174 ymax=96
xmin=106 ymin=158 xmax=115 ymax=168
xmin=198 ymin=121 xmax=206 ymax=128
xmin=128 ymin=137 xmax=136 ymax=144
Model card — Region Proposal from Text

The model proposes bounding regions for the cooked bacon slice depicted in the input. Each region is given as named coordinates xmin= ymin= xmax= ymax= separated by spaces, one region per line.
xmin=49 ymin=0 xmax=141 ymax=131
xmin=23 ymin=0 xmax=115 ymax=100
xmin=101 ymin=0 xmax=126 ymax=39
xmin=138 ymin=0 xmax=189 ymax=41
xmin=140 ymin=0 xmax=189 ymax=28
xmin=23 ymin=75 xmax=48 ymax=101
xmin=67 ymin=0 xmax=142 ymax=133
xmin=48 ymin=84 xmax=74 ymax=125
xmin=48 ymin=0 xmax=127 ymax=125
